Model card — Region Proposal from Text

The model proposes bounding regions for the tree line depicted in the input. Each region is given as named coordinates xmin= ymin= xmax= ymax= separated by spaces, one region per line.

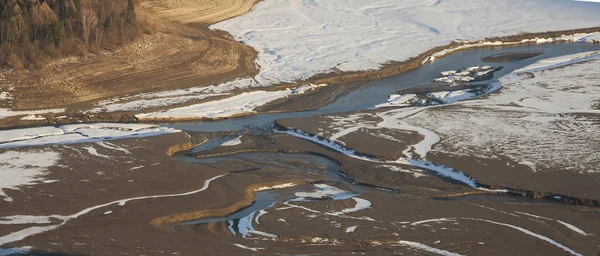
xmin=0 ymin=0 xmax=140 ymax=70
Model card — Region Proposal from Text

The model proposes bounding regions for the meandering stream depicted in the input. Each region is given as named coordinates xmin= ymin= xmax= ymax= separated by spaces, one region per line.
xmin=166 ymin=42 xmax=600 ymax=234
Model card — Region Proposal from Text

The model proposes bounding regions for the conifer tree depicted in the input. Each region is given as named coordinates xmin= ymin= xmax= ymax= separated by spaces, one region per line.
xmin=126 ymin=0 xmax=135 ymax=26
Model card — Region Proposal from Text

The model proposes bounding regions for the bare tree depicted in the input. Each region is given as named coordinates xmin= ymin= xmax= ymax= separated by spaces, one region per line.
xmin=95 ymin=0 xmax=119 ymax=47
xmin=126 ymin=0 xmax=136 ymax=25
xmin=81 ymin=0 xmax=98 ymax=48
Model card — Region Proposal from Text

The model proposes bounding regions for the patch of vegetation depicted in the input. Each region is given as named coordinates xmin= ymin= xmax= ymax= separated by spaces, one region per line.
xmin=0 ymin=0 xmax=142 ymax=70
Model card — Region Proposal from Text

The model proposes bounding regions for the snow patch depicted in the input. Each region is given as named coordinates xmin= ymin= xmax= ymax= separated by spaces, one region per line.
xmin=95 ymin=142 xmax=131 ymax=154
xmin=0 ymin=150 xmax=60 ymax=202
xmin=221 ymin=135 xmax=243 ymax=147
xmin=255 ymin=183 xmax=296 ymax=191
xmin=466 ymin=218 xmax=583 ymax=256
xmin=295 ymin=184 xmax=357 ymax=200
xmin=82 ymin=146 xmax=112 ymax=159
xmin=345 ymin=226 xmax=358 ymax=233
xmin=237 ymin=212 xmax=278 ymax=239
xmin=557 ymin=220 xmax=589 ymax=236
xmin=0 ymin=91 xmax=12 ymax=100
xmin=137 ymin=84 xmax=327 ymax=120
xmin=233 ymin=243 xmax=264 ymax=252
xmin=0 ymin=123 xmax=179 ymax=149
xmin=412 ymin=217 xmax=584 ymax=256
xmin=0 ymin=216 xmax=53 ymax=225
xmin=375 ymin=94 xmax=422 ymax=108
xmin=397 ymin=240 xmax=464 ymax=256
xmin=329 ymin=198 xmax=372 ymax=216
xmin=19 ymin=115 xmax=46 ymax=121
xmin=514 ymin=211 xmax=553 ymax=221
xmin=379 ymin=164 xmax=425 ymax=178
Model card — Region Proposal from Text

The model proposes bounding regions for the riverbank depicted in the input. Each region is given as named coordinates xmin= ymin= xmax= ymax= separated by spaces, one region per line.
xmin=1 ymin=28 xmax=599 ymax=130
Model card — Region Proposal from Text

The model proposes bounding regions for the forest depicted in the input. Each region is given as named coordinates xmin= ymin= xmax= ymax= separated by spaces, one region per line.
xmin=0 ymin=0 xmax=140 ymax=70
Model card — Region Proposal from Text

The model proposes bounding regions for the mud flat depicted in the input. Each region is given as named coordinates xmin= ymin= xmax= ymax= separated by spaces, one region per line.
xmin=13 ymin=177 xmax=600 ymax=256
xmin=2 ymin=124 xmax=600 ymax=255
xmin=186 ymin=132 xmax=456 ymax=194
xmin=0 ymin=133 xmax=224 ymax=216
xmin=0 ymin=132 xmax=347 ymax=255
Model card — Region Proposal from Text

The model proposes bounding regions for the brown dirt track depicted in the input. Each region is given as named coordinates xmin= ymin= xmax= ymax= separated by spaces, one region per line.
xmin=147 ymin=0 xmax=259 ymax=25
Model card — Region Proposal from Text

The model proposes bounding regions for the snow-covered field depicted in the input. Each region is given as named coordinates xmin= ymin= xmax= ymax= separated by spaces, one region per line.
xmin=212 ymin=0 xmax=600 ymax=86
xmin=405 ymin=51 xmax=600 ymax=173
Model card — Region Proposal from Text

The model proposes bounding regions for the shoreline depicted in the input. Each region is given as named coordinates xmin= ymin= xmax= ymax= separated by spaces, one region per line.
xmin=0 ymin=27 xmax=599 ymax=130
